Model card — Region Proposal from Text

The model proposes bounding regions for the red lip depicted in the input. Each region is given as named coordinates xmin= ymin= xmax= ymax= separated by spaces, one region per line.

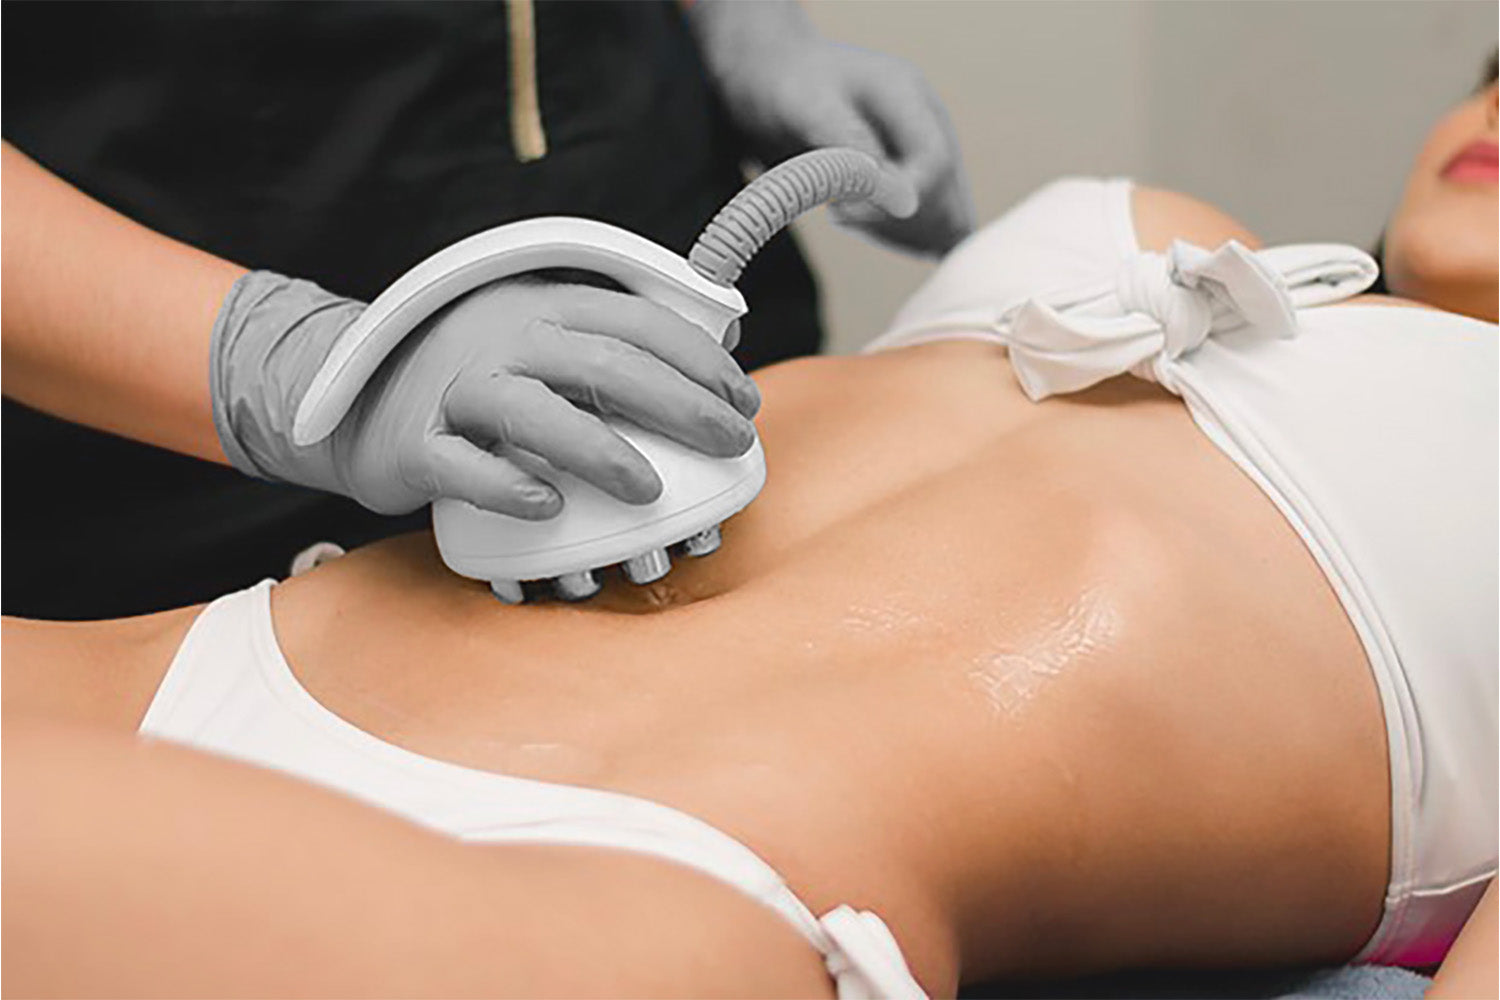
xmin=1441 ymin=140 xmax=1499 ymax=183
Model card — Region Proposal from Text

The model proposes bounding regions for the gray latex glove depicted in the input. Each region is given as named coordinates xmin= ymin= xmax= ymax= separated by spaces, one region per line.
xmin=212 ymin=271 xmax=760 ymax=519
xmin=688 ymin=0 xmax=975 ymax=257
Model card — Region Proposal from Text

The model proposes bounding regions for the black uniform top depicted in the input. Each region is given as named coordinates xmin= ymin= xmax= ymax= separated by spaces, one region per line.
xmin=2 ymin=0 xmax=820 ymax=620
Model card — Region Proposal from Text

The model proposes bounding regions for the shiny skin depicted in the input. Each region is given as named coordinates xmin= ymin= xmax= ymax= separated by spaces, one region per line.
xmin=254 ymin=338 xmax=1389 ymax=994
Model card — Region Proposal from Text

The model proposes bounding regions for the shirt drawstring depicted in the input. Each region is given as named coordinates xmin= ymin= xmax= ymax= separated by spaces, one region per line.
xmin=506 ymin=0 xmax=548 ymax=162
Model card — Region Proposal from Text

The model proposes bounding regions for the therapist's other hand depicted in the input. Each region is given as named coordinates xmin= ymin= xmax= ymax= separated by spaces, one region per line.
xmin=211 ymin=272 xmax=759 ymax=520
xmin=689 ymin=0 xmax=975 ymax=258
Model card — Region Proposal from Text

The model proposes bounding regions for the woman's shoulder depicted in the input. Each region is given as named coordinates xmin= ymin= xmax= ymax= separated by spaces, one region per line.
xmin=1129 ymin=185 xmax=1261 ymax=253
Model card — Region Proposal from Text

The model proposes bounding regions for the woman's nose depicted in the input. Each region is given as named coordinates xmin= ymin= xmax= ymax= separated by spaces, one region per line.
xmin=1487 ymin=84 xmax=1498 ymax=132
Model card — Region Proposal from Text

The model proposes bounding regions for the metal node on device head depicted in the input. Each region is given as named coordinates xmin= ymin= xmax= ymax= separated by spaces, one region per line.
xmin=623 ymin=547 xmax=673 ymax=586
xmin=680 ymin=524 xmax=722 ymax=558
xmin=483 ymin=521 xmax=726 ymax=604
xmin=553 ymin=569 xmax=602 ymax=602
xmin=687 ymin=147 xmax=919 ymax=288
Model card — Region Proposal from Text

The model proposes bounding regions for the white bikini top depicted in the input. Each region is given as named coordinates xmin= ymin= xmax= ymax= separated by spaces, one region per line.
xmin=867 ymin=177 xmax=1498 ymax=964
xmin=140 ymin=581 xmax=925 ymax=999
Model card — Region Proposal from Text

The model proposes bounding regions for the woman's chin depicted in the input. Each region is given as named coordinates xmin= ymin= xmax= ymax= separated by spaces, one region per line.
xmin=1385 ymin=222 xmax=1498 ymax=321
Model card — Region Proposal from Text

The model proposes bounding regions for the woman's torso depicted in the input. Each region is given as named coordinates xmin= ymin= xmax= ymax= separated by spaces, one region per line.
xmin=245 ymin=340 xmax=1390 ymax=985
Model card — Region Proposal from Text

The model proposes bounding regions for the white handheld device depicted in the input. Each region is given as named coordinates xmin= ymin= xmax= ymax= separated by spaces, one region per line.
xmin=291 ymin=148 xmax=915 ymax=602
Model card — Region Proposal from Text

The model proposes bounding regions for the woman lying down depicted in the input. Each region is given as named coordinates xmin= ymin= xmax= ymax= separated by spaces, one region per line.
xmin=5 ymin=63 xmax=1496 ymax=1000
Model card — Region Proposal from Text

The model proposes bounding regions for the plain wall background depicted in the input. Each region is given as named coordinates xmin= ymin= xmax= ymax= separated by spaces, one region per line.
xmin=791 ymin=0 xmax=1496 ymax=354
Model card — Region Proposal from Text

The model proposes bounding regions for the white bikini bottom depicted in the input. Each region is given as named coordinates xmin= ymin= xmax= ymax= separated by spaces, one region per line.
xmin=139 ymin=580 xmax=926 ymax=999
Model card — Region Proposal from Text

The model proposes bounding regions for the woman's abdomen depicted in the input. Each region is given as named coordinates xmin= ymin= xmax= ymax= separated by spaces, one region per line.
xmin=275 ymin=341 xmax=1391 ymax=980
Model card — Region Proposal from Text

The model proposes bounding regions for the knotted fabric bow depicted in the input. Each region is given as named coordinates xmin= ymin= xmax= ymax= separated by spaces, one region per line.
xmin=1001 ymin=240 xmax=1379 ymax=400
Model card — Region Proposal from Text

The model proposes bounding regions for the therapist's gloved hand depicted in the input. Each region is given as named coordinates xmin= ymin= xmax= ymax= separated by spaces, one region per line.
xmin=211 ymin=271 xmax=760 ymax=519
xmin=689 ymin=0 xmax=975 ymax=258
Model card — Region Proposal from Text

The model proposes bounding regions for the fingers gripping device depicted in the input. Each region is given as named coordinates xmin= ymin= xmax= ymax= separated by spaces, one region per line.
xmin=292 ymin=149 xmax=916 ymax=602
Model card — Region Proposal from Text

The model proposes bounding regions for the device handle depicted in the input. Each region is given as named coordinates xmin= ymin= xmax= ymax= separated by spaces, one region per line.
xmin=292 ymin=217 xmax=747 ymax=447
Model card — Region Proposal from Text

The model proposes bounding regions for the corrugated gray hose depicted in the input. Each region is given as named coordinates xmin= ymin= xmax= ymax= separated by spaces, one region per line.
xmin=688 ymin=148 xmax=919 ymax=287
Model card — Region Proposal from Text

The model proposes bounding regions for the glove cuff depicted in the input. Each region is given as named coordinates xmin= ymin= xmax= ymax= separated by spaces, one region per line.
xmin=210 ymin=270 xmax=365 ymax=492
